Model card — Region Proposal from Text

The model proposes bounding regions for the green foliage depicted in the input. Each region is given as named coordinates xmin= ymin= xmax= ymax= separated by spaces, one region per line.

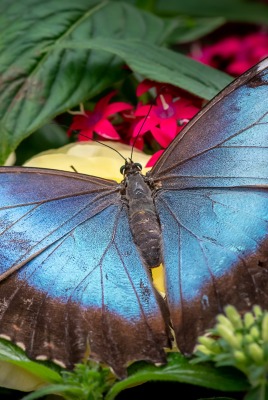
xmin=154 ymin=0 xmax=268 ymax=24
xmin=50 ymin=38 xmax=232 ymax=99
xmin=0 ymin=339 xmax=249 ymax=399
xmin=0 ymin=0 xmax=233 ymax=164
xmin=194 ymin=306 xmax=268 ymax=400
xmin=22 ymin=362 xmax=116 ymax=400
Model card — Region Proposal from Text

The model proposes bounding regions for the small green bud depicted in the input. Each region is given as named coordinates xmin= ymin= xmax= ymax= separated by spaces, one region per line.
xmin=244 ymin=334 xmax=254 ymax=344
xmin=224 ymin=305 xmax=243 ymax=329
xmin=253 ymin=305 xmax=262 ymax=318
xmin=198 ymin=336 xmax=215 ymax=347
xmin=261 ymin=313 xmax=268 ymax=342
xmin=217 ymin=324 xmax=241 ymax=349
xmin=247 ymin=343 xmax=264 ymax=363
xmin=244 ymin=312 xmax=255 ymax=329
xmin=233 ymin=350 xmax=247 ymax=364
xmin=250 ymin=326 xmax=260 ymax=340
xmin=217 ymin=314 xmax=234 ymax=330
xmin=195 ymin=344 xmax=213 ymax=356
xmin=236 ymin=333 xmax=243 ymax=345
xmin=198 ymin=336 xmax=221 ymax=353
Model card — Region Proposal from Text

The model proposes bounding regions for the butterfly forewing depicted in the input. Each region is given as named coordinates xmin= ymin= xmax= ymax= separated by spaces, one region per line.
xmin=151 ymin=57 xmax=268 ymax=189
xmin=152 ymin=58 xmax=268 ymax=354
xmin=0 ymin=167 xmax=170 ymax=377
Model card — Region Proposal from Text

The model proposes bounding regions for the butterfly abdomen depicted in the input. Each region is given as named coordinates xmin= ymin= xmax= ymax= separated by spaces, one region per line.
xmin=125 ymin=172 xmax=162 ymax=268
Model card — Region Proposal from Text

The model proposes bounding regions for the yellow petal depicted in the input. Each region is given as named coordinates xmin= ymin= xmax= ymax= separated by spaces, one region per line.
xmin=24 ymin=142 xmax=151 ymax=182
xmin=4 ymin=152 xmax=16 ymax=166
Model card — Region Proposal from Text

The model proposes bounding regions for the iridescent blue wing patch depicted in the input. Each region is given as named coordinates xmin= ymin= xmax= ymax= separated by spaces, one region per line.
xmin=0 ymin=168 xmax=170 ymax=377
xmin=155 ymin=188 xmax=268 ymax=353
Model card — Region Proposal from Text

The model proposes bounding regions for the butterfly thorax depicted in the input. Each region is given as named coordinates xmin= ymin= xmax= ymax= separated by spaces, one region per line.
xmin=123 ymin=166 xmax=162 ymax=269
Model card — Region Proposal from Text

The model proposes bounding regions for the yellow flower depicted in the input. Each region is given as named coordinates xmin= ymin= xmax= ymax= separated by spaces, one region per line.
xmin=24 ymin=141 xmax=150 ymax=181
xmin=24 ymin=141 xmax=165 ymax=293
xmin=4 ymin=152 xmax=16 ymax=166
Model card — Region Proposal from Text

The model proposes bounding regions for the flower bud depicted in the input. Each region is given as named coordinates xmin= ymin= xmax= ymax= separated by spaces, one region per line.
xmin=261 ymin=313 xmax=268 ymax=342
xmin=250 ymin=326 xmax=260 ymax=340
xmin=244 ymin=312 xmax=255 ymax=329
xmin=195 ymin=344 xmax=213 ymax=356
xmin=224 ymin=305 xmax=243 ymax=329
xmin=217 ymin=314 xmax=234 ymax=330
xmin=244 ymin=334 xmax=254 ymax=344
xmin=233 ymin=350 xmax=247 ymax=364
xmin=247 ymin=343 xmax=264 ymax=364
xmin=253 ymin=305 xmax=262 ymax=318
xmin=216 ymin=324 xmax=241 ymax=349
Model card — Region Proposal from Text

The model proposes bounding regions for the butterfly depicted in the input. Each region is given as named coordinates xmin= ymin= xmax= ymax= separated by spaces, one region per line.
xmin=0 ymin=58 xmax=267 ymax=379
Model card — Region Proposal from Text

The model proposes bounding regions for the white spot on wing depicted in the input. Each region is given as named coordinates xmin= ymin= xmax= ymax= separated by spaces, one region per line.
xmin=52 ymin=359 xmax=66 ymax=368
xmin=0 ymin=334 xmax=11 ymax=341
xmin=36 ymin=355 xmax=49 ymax=361
xmin=16 ymin=341 xmax=26 ymax=351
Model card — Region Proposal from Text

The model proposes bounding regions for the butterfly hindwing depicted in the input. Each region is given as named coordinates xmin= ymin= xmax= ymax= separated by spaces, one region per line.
xmin=156 ymin=188 xmax=268 ymax=353
xmin=0 ymin=168 xmax=170 ymax=377
xmin=152 ymin=58 xmax=268 ymax=353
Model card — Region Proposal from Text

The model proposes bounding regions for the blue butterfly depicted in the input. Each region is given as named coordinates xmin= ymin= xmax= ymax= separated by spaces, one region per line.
xmin=0 ymin=58 xmax=267 ymax=378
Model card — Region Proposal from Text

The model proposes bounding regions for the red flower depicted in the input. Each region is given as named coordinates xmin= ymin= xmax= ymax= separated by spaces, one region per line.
xmin=146 ymin=150 xmax=164 ymax=167
xmin=190 ymin=31 xmax=268 ymax=75
xmin=68 ymin=92 xmax=132 ymax=141
xmin=134 ymin=93 xmax=200 ymax=147
xmin=136 ymin=79 xmax=181 ymax=98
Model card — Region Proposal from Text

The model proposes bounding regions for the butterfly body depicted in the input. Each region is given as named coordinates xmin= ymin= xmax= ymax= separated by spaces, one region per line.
xmin=0 ymin=58 xmax=267 ymax=378
xmin=122 ymin=162 xmax=162 ymax=268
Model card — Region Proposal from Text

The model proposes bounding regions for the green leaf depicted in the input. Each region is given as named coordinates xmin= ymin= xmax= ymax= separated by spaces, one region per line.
xmin=22 ymin=361 xmax=116 ymax=400
xmin=0 ymin=0 xmax=173 ymax=164
xmin=21 ymin=384 xmax=79 ymax=400
xmin=105 ymin=353 xmax=249 ymax=400
xmin=155 ymin=0 xmax=268 ymax=25
xmin=15 ymin=122 xmax=69 ymax=165
xmin=0 ymin=121 xmax=12 ymax=166
xmin=198 ymin=398 xmax=237 ymax=400
xmin=243 ymin=384 xmax=268 ymax=400
xmin=52 ymin=38 xmax=232 ymax=99
xmin=0 ymin=339 xmax=62 ymax=385
xmin=165 ymin=16 xmax=225 ymax=44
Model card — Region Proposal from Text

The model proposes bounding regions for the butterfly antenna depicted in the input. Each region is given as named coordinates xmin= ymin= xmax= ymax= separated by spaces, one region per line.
xmin=77 ymin=132 xmax=127 ymax=162
xmin=130 ymin=103 xmax=153 ymax=161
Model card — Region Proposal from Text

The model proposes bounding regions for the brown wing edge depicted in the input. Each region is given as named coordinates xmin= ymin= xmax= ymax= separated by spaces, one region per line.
xmin=0 ymin=274 xmax=172 ymax=378
xmin=170 ymin=235 xmax=268 ymax=355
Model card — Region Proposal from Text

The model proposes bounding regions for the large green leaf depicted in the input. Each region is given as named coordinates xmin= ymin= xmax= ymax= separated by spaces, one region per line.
xmin=0 ymin=340 xmax=61 ymax=390
xmin=105 ymin=353 xmax=249 ymax=400
xmin=52 ymin=38 xmax=232 ymax=98
xmin=0 ymin=0 xmax=173 ymax=164
xmin=155 ymin=0 xmax=268 ymax=24
xmin=166 ymin=16 xmax=225 ymax=44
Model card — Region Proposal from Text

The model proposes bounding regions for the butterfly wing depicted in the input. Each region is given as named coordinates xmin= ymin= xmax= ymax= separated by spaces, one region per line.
xmin=152 ymin=58 xmax=268 ymax=353
xmin=0 ymin=167 xmax=170 ymax=377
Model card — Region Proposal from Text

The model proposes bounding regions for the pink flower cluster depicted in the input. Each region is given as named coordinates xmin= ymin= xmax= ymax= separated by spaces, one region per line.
xmin=190 ymin=31 xmax=268 ymax=76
